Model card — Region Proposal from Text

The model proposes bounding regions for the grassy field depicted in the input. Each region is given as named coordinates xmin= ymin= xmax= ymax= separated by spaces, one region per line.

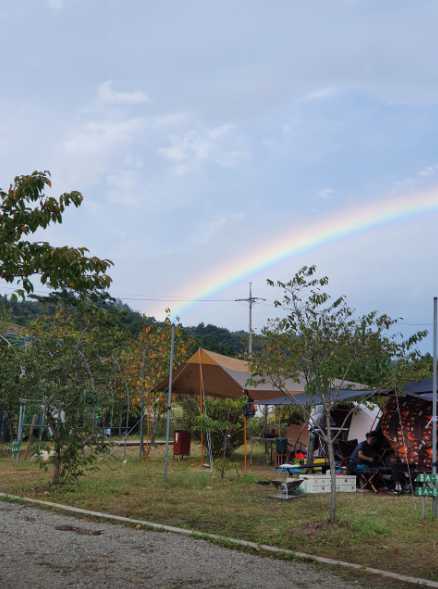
xmin=1 ymin=443 xmax=438 ymax=582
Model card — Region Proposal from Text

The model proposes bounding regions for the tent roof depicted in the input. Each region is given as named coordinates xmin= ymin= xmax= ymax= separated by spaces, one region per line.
xmin=170 ymin=348 xmax=366 ymax=402
xmin=255 ymin=388 xmax=376 ymax=406
xmin=170 ymin=348 xmax=294 ymax=401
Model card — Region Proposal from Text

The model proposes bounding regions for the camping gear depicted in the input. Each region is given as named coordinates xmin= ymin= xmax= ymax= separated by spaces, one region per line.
xmin=275 ymin=460 xmax=330 ymax=475
xmin=173 ymin=430 xmax=191 ymax=457
xmin=299 ymin=474 xmax=356 ymax=494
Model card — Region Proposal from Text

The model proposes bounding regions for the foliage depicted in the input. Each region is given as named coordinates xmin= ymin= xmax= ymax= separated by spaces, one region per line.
xmin=194 ymin=397 xmax=246 ymax=459
xmin=20 ymin=305 xmax=127 ymax=483
xmin=122 ymin=316 xmax=194 ymax=455
xmin=273 ymin=404 xmax=307 ymax=426
xmin=184 ymin=323 xmax=247 ymax=356
xmin=0 ymin=335 xmax=23 ymax=441
xmin=0 ymin=170 xmax=112 ymax=299
xmin=1 ymin=296 xmax=259 ymax=356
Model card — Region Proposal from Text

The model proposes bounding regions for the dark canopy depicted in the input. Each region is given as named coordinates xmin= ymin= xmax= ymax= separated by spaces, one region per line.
xmin=255 ymin=388 xmax=376 ymax=406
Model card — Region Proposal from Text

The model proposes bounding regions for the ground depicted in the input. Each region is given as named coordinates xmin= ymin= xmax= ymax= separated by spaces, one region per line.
xmin=1 ymin=443 xmax=437 ymax=583
xmin=0 ymin=501 xmax=413 ymax=589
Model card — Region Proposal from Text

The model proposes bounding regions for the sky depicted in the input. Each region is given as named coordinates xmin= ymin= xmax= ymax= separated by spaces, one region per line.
xmin=1 ymin=1 xmax=438 ymax=346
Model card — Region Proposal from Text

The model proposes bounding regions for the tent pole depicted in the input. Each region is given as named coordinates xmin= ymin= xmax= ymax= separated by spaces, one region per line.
xmin=198 ymin=349 xmax=205 ymax=466
xmin=432 ymin=297 xmax=437 ymax=517
xmin=163 ymin=324 xmax=175 ymax=481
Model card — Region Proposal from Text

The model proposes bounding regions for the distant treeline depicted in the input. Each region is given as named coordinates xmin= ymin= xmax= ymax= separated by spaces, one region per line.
xmin=0 ymin=295 xmax=261 ymax=357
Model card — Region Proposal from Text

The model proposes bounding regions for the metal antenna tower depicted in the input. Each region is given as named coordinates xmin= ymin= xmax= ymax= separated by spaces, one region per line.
xmin=235 ymin=282 xmax=266 ymax=355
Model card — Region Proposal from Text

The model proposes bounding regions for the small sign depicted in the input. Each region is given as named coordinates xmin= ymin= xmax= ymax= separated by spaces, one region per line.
xmin=415 ymin=473 xmax=438 ymax=497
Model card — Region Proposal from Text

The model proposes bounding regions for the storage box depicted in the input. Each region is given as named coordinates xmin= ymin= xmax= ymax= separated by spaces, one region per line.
xmin=299 ymin=474 xmax=356 ymax=494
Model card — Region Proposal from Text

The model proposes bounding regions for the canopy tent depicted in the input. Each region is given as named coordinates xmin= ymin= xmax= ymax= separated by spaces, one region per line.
xmin=169 ymin=348 xmax=305 ymax=401
xmin=168 ymin=348 xmax=368 ymax=402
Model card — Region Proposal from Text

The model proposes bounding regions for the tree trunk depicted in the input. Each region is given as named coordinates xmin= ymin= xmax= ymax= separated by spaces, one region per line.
xmin=139 ymin=395 xmax=145 ymax=458
xmin=324 ymin=403 xmax=337 ymax=524
xmin=139 ymin=348 xmax=146 ymax=458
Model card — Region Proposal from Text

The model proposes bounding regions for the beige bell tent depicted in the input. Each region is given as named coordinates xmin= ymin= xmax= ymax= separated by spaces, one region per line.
xmin=169 ymin=347 xmax=307 ymax=401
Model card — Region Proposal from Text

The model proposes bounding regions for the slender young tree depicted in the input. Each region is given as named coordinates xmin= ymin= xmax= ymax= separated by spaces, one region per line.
xmin=251 ymin=266 xmax=426 ymax=523
xmin=123 ymin=316 xmax=194 ymax=458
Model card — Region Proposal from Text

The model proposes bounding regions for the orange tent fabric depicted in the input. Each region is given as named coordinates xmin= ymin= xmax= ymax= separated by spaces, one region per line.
xmin=170 ymin=348 xmax=306 ymax=401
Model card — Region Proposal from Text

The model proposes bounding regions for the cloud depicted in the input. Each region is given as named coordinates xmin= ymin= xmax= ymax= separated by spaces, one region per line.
xmin=318 ymin=188 xmax=336 ymax=200
xmin=63 ymin=117 xmax=146 ymax=157
xmin=47 ymin=0 xmax=64 ymax=11
xmin=418 ymin=164 xmax=438 ymax=178
xmin=97 ymin=81 xmax=150 ymax=106
xmin=53 ymin=116 xmax=147 ymax=191
xmin=105 ymin=169 xmax=145 ymax=206
xmin=151 ymin=112 xmax=190 ymax=128
xmin=157 ymin=123 xmax=248 ymax=175
xmin=191 ymin=212 xmax=245 ymax=246
xmin=302 ymin=87 xmax=340 ymax=103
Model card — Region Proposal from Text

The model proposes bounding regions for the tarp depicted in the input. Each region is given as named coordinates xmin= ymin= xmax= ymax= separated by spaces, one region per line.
xmin=402 ymin=378 xmax=434 ymax=402
xmin=169 ymin=348 xmax=367 ymax=402
xmin=255 ymin=388 xmax=375 ymax=406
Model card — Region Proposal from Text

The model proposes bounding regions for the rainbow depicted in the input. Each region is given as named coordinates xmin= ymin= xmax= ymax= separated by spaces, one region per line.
xmin=153 ymin=187 xmax=438 ymax=319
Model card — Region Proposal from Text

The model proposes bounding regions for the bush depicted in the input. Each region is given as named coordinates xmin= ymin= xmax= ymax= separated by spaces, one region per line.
xmin=188 ymin=397 xmax=246 ymax=458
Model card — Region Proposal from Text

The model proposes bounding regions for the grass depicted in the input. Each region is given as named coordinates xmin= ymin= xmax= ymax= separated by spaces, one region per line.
xmin=1 ymin=443 xmax=438 ymax=582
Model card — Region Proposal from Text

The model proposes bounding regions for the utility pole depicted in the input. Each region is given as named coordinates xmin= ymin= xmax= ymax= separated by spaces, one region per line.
xmin=433 ymin=297 xmax=437 ymax=517
xmin=235 ymin=283 xmax=266 ymax=355
xmin=163 ymin=323 xmax=176 ymax=481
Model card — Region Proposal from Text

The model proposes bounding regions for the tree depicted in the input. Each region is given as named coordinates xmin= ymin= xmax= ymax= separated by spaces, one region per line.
xmin=192 ymin=397 xmax=246 ymax=459
xmin=20 ymin=303 xmax=130 ymax=483
xmin=123 ymin=316 xmax=194 ymax=458
xmin=0 ymin=171 xmax=112 ymax=299
xmin=251 ymin=266 xmax=426 ymax=523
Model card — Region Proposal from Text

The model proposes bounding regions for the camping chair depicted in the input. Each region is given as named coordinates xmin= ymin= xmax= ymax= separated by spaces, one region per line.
xmin=357 ymin=467 xmax=380 ymax=493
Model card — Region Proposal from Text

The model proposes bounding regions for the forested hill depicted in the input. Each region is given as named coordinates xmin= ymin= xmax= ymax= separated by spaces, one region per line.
xmin=0 ymin=296 xmax=255 ymax=357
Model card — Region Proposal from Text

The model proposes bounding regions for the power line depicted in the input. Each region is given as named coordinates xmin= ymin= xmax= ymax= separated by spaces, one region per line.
xmin=235 ymin=282 xmax=266 ymax=354
xmin=0 ymin=283 xmax=435 ymax=326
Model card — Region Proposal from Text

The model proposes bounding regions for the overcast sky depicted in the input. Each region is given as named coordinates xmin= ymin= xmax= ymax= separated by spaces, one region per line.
xmin=1 ymin=1 xmax=438 ymax=346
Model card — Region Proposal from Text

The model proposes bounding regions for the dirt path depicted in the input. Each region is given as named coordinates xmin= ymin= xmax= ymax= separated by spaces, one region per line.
xmin=0 ymin=501 xmax=407 ymax=588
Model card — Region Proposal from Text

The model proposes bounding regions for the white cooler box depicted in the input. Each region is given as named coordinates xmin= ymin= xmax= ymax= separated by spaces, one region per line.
xmin=299 ymin=474 xmax=356 ymax=494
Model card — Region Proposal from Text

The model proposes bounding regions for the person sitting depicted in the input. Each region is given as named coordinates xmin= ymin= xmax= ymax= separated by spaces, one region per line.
xmin=348 ymin=431 xmax=379 ymax=474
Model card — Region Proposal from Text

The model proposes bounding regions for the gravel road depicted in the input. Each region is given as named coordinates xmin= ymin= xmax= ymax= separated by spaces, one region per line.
xmin=0 ymin=501 xmax=377 ymax=588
